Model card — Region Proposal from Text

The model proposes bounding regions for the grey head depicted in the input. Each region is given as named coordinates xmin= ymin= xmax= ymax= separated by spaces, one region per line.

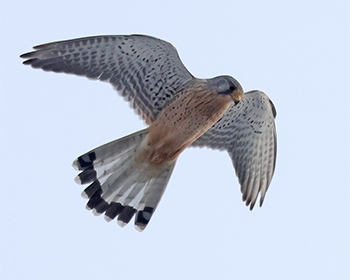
xmin=206 ymin=75 xmax=244 ymax=104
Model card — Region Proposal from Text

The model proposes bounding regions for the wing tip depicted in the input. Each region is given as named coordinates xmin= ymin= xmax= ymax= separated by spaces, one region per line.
xmin=241 ymin=185 xmax=267 ymax=211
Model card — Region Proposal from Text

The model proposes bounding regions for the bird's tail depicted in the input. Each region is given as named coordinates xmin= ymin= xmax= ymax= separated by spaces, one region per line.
xmin=72 ymin=129 xmax=176 ymax=231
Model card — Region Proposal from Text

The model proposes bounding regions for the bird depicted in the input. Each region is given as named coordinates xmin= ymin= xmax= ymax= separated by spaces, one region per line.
xmin=20 ymin=34 xmax=277 ymax=232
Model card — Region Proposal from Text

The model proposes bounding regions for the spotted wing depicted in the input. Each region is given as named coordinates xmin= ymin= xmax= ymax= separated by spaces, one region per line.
xmin=20 ymin=35 xmax=194 ymax=123
xmin=192 ymin=90 xmax=277 ymax=209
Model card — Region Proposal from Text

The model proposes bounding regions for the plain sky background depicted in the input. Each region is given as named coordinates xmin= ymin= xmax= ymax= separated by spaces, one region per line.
xmin=1 ymin=0 xmax=349 ymax=279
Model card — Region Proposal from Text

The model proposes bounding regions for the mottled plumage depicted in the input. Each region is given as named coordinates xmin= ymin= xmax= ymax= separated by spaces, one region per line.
xmin=20 ymin=34 xmax=277 ymax=231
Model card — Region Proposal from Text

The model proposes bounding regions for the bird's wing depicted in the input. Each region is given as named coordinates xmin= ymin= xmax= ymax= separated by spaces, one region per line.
xmin=192 ymin=90 xmax=277 ymax=209
xmin=20 ymin=35 xmax=194 ymax=123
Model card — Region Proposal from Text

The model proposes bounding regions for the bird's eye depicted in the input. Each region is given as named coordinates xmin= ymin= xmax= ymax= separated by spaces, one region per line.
xmin=229 ymin=85 xmax=235 ymax=91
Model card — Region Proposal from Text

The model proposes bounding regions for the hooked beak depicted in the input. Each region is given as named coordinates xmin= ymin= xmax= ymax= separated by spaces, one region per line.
xmin=231 ymin=90 xmax=243 ymax=105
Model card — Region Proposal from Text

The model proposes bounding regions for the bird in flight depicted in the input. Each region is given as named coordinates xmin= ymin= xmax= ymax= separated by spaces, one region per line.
xmin=20 ymin=35 xmax=277 ymax=231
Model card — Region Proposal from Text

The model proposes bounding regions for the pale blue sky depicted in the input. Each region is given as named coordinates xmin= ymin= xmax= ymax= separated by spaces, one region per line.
xmin=1 ymin=1 xmax=349 ymax=279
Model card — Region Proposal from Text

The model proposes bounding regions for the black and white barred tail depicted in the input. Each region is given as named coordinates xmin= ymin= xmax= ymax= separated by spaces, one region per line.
xmin=72 ymin=129 xmax=175 ymax=232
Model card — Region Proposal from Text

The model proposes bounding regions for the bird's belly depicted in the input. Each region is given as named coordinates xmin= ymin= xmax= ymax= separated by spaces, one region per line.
xmin=147 ymin=91 xmax=233 ymax=164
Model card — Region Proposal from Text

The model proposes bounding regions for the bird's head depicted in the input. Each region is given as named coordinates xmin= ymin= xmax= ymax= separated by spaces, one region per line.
xmin=207 ymin=75 xmax=244 ymax=105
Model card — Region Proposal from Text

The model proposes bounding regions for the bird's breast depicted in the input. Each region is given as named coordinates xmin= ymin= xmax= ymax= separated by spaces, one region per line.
xmin=147 ymin=89 xmax=233 ymax=164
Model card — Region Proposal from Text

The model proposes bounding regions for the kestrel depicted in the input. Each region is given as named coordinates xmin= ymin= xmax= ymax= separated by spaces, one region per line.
xmin=20 ymin=35 xmax=277 ymax=231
